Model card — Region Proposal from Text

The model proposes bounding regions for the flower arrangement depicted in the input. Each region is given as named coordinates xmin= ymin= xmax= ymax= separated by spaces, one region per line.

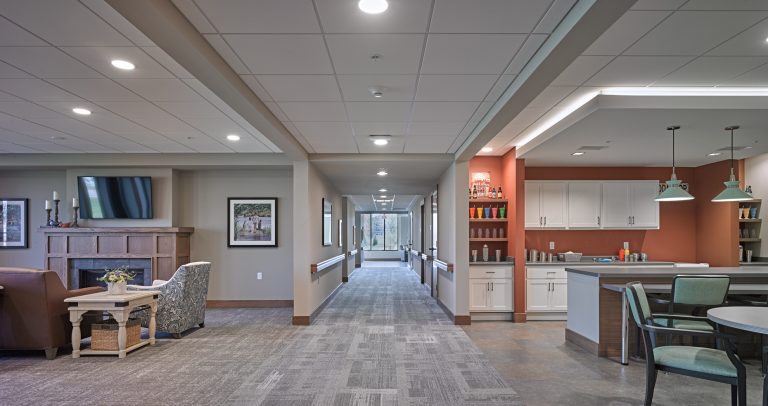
xmin=97 ymin=266 xmax=135 ymax=284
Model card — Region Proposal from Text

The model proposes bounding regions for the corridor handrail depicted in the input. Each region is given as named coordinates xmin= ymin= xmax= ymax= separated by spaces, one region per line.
xmin=311 ymin=253 xmax=345 ymax=274
xmin=347 ymin=249 xmax=358 ymax=257
xmin=410 ymin=249 xmax=420 ymax=257
xmin=433 ymin=258 xmax=454 ymax=273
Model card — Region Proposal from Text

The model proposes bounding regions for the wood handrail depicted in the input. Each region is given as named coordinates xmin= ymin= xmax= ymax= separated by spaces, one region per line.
xmin=433 ymin=258 xmax=454 ymax=273
xmin=310 ymin=253 xmax=345 ymax=274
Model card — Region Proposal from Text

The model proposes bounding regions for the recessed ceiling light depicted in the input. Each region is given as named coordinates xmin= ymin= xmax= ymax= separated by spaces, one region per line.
xmin=373 ymin=139 xmax=388 ymax=146
xmin=226 ymin=134 xmax=241 ymax=141
xmin=377 ymin=169 xmax=388 ymax=176
xmin=481 ymin=147 xmax=493 ymax=153
xmin=72 ymin=107 xmax=91 ymax=115
xmin=370 ymin=134 xmax=391 ymax=146
xmin=571 ymin=152 xmax=585 ymax=156
xmin=379 ymin=188 xmax=387 ymax=192
xmin=50 ymin=136 xmax=66 ymax=140
xmin=111 ymin=59 xmax=135 ymax=70
xmin=708 ymin=152 xmax=722 ymax=156
xmin=358 ymin=0 xmax=388 ymax=14
xmin=380 ymin=195 xmax=387 ymax=198
xmin=745 ymin=146 xmax=753 ymax=149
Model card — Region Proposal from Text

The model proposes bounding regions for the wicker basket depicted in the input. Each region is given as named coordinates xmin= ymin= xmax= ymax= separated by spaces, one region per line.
xmin=91 ymin=319 xmax=141 ymax=351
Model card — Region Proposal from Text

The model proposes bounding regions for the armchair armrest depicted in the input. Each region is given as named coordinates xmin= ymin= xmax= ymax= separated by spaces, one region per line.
xmin=152 ymin=279 xmax=167 ymax=287
xmin=651 ymin=313 xmax=711 ymax=322
xmin=65 ymin=286 xmax=104 ymax=298
xmin=126 ymin=284 xmax=161 ymax=291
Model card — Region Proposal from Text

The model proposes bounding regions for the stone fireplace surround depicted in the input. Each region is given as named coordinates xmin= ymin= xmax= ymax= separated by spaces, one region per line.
xmin=69 ymin=258 xmax=152 ymax=289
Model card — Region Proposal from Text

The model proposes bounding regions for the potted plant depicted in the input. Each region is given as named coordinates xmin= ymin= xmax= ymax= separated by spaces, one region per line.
xmin=97 ymin=266 xmax=135 ymax=295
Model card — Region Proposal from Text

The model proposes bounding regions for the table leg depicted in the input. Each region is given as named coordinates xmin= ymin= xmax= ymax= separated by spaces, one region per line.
xmin=621 ymin=291 xmax=629 ymax=365
xmin=110 ymin=310 xmax=129 ymax=359
xmin=764 ymin=373 xmax=767 ymax=406
xmin=149 ymin=301 xmax=157 ymax=346
xmin=69 ymin=310 xmax=85 ymax=359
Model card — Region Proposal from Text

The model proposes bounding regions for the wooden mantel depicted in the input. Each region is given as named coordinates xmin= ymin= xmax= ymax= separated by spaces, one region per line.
xmin=40 ymin=227 xmax=194 ymax=288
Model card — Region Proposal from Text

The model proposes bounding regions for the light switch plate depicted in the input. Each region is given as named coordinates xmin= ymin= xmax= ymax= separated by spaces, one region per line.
xmin=257 ymin=272 xmax=263 ymax=280
xmin=549 ymin=241 xmax=555 ymax=250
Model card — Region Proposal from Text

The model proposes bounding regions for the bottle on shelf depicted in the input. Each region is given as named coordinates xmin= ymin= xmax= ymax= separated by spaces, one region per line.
xmin=469 ymin=187 xmax=472 ymax=200
xmin=497 ymin=186 xmax=503 ymax=199
xmin=472 ymin=185 xmax=478 ymax=199
xmin=491 ymin=187 xmax=497 ymax=199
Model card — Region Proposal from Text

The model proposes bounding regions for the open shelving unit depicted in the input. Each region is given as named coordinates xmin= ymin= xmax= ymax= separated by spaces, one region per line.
xmin=469 ymin=198 xmax=509 ymax=261
xmin=739 ymin=199 xmax=762 ymax=260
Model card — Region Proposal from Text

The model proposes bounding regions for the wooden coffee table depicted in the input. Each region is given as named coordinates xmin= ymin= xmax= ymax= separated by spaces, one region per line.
xmin=65 ymin=290 xmax=160 ymax=359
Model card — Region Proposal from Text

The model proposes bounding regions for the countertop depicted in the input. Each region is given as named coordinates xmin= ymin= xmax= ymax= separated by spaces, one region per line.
xmin=527 ymin=260 xmax=674 ymax=267
xmin=740 ymin=262 xmax=768 ymax=267
xmin=566 ymin=266 xmax=768 ymax=278
xmin=470 ymin=261 xmax=514 ymax=266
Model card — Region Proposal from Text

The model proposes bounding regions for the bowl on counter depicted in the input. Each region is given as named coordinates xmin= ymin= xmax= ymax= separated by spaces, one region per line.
xmin=557 ymin=252 xmax=582 ymax=262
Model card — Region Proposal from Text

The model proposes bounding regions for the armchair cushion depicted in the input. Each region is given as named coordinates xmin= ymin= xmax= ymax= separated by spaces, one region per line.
xmin=653 ymin=346 xmax=738 ymax=378
xmin=652 ymin=318 xmax=714 ymax=331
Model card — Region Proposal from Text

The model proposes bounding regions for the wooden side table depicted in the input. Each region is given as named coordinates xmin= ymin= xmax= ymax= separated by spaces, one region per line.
xmin=65 ymin=290 xmax=160 ymax=359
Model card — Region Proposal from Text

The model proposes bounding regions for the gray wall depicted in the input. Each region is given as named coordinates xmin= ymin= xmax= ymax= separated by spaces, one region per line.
xmin=178 ymin=169 xmax=293 ymax=300
xmin=0 ymin=170 xmax=66 ymax=268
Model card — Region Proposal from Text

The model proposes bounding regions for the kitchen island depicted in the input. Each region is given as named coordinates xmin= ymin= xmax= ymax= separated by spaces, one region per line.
xmin=565 ymin=266 xmax=768 ymax=358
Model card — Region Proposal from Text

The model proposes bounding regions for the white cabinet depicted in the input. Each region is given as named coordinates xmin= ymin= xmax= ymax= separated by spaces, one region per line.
xmin=525 ymin=181 xmax=567 ymax=228
xmin=600 ymin=181 xmax=659 ymax=229
xmin=525 ymin=280 xmax=551 ymax=312
xmin=526 ymin=266 xmax=567 ymax=320
xmin=469 ymin=266 xmax=513 ymax=312
xmin=567 ymin=182 xmax=601 ymax=228
xmin=470 ymin=280 xmax=491 ymax=311
xmin=488 ymin=279 xmax=513 ymax=311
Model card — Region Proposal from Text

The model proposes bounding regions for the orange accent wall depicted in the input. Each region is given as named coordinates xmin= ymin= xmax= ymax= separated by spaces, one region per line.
xmin=692 ymin=160 xmax=740 ymax=267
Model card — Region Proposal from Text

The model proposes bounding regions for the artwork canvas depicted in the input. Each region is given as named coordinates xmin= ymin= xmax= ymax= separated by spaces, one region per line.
xmin=0 ymin=198 xmax=28 ymax=249
xmin=228 ymin=198 xmax=277 ymax=247
xmin=471 ymin=172 xmax=491 ymax=197
xmin=322 ymin=198 xmax=332 ymax=246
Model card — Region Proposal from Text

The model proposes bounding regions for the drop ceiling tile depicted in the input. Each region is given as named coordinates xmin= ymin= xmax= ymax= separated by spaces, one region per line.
xmin=682 ymin=0 xmax=768 ymax=10
xmin=14 ymin=141 xmax=81 ymax=153
xmin=224 ymin=34 xmax=333 ymax=74
xmin=63 ymin=141 xmax=118 ymax=153
xmin=468 ymin=101 xmax=494 ymax=123
xmin=154 ymin=101 xmax=227 ymax=119
xmin=345 ymin=101 xmax=411 ymax=122
xmin=204 ymin=35 xmax=251 ymax=74
xmin=316 ymin=0 xmax=431 ymax=33
xmin=0 ymin=101 xmax=66 ymax=119
xmin=534 ymin=0 xmax=578 ymax=34
xmin=337 ymin=75 xmax=416 ymax=102
xmin=239 ymin=75 xmax=273 ymax=101
xmin=115 ymin=78 xmax=202 ymax=101
xmin=281 ymin=121 xmax=315 ymax=153
xmin=430 ymin=0 xmax=550 ymax=33
xmin=141 ymin=47 xmax=194 ymax=79
xmin=104 ymin=142 xmax=159 ymax=153
xmin=0 ymin=47 xmax=102 ymax=78
xmin=422 ymin=34 xmax=526 ymax=74
xmin=193 ymin=0 xmax=320 ymax=33
xmin=0 ymin=0 xmax=131 ymax=46
xmin=30 ymin=116 xmax=132 ymax=138
xmin=0 ymin=142 xmax=42 ymax=153
xmin=326 ymin=34 xmax=424 ymax=74
xmin=0 ymin=78 xmax=79 ymax=101
xmin=0 ymin=16 xmax=46 ymax=46
xmin=411 ymin=101 xmax=478 ymax=122
xmin=96 ymin=101 xmax=177 ymax=122
xmin=631 ymin=0 xmax=687 ymax=10
xmin=585 ymin=56 xmax=694 ymax=86
xmin=0 ymin=61 xmax=31 ymax=78
xmin=80 ymin=0 xmax=155 ymax=47
xmin=140 ymin=142 xmax=196 ymax=153
xmin=707 ymin=19 xmax=768 ymax=56
xmin=293 ymin=122 xmax=357 ymax=153
xmin=625 ymin=11 xmax=768 ymax=56
xmin=653 ymin=57 xmax=768 ymax=86
xmin=485 ymin=74 xmax=516 ymax=102
xmin=720 ymin=64 xmax=768 ymax=86
xmin=171 ymin=0 xmax=217 ymax=33
xmin=503 ymin=34 xmax=548 ymax=75
xmin=0 ymin=91 xmax=21 ymax=101
xmin=415 ymin=75 xmax=497 ymax=102
xmin=0 ymin=129 xmax=46 ymax=143
xmin=551 ymin=56 xmax=614 ymax=86
xmin=583 ymin=11 xmax=672 ymax=56
xmin=407 ymin=122 xmax=465 ymax=137
xmin=278 ymin=102 xmax=347 ymax=122
xmin=256 ymin=75 xmax=341 ymax=102
xmin=264 ymin=102 xmax=289 ymax=121
xmin=48 ymin=78 xmax=142 ymax=101
xmin=355 ymin=135 xmax=405 ymax=153
xmin=351 ymin=122 xmax=407 ymax=137
xmin=61 ymin=47 xmax=174 ymax=79
xmin=180 ymin=117 xmax=248 ymax=138
xmin=404 ymin=135 xmax=455 ymax=153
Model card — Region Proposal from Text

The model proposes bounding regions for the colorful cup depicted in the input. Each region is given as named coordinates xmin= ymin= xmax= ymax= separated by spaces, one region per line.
xmin=484 ymin=207 xmax=491 ymax=218
xmin=469 ymin=207 xmax=474 ymax=218
xmin=742 ymin=208 xmax=750 ymax=219
xmin=476 ymin=207 xmax=483 ymax=218
xmin=751 ymin=207 xmax=758 ymax=219
xmin=491 ymin=207 xmax=498 ymax=218
xmin=499 ymin=207 xmax=506 ymax=218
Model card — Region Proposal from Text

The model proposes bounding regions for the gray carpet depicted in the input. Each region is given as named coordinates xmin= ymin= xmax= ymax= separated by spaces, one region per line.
xmin=0 ymin=262 xmax=522 ymax=405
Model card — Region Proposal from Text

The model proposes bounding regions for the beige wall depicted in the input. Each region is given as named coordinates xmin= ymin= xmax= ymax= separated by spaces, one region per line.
xmin=436 ymin=161 xmax=470 ymax=317
xmin=746 ymin=153 xmax=768 ymax=257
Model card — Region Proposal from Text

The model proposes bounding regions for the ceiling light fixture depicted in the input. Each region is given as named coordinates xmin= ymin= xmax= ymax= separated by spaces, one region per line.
xmin=379 ymin=188 xmax=387 ymax=192
xmin=370 ymin=134 xmax=391 ymax=146
xmin=515 ymin=91 xmax=600 ymax=149
xmin=571 ymin=152 xmax=585 ymax=156
xmin=226 ymin=134 xmax=241 ymax=141
xmin=358 ymin=0 xmax=388 ymax=14
xmin=377 ymin=169 xmax=388 ymax=176
xmin=72 ymin=107 xmax=91 ymax=115
xmin=481 ymin=147 xmax=493 ymax=153
xmin=707 ymin=152 xmax=722 ymax=157
xmin=655 ymin=125 xmax=694 ymax=202
xmin=602 ymin=87 xmax=768 ymax=97
xmin=380 ymin=195 xmax=387 ymax=198
xmin=713 ymin=125 xmax=753 ymax=202
xmin=111 ymin=59 xmax=135 ymax=70
xmin=369 ymin=87 xmax=384 ymax=98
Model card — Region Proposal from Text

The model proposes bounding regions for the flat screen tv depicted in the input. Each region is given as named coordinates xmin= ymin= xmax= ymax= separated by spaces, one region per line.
xmin=77 ymin=176 xmax=153 ymax=219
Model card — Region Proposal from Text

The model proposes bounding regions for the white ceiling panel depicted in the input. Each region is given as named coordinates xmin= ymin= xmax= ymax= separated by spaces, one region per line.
xmin=527 ymin=86 xmax=577 ymax=109
xmin=101 ymin=142 xmax=159 ymax=153
xmin=0 ymin=0 xmax=131 ymax=46
xmin=14 ymin=141 xmax=81 ymax=152
xmin=116 ymin=78 xmax=202 ymax=102
xmin=0 ymin=101 xmax=67 ymax=119
xmin=140 ymin=142 xmax=196 ymax=153
xmin=551 ymin=56 xmax=614 ymax=86
xmin=404 ymin=135 xmax=455 ymax=153
xmin=630 ymin=0 xmax=687 ymax=10
xmin=61 ymin=47 xmax=174 ymax=79
xmin=352 ymin=122 xmax=407 ymax=137
xmin=263 ymin=102 xmax=289 ymax=121
xmin=707 ymin=19 xmax=768 ymax=56
xmin=337 ymin=75 xmax=417 ymax=102
xmin=62 ymin=141 xmax=119 ymax=153
xmin=720 ymin=63 xmax=768 ymax=86
xmin=653 ymin=56 xmax=768 ymax=86
xmin=170 ymin=0 xmax=216 ymax=33
xmin=583 ymin=11 xmax=672 ymax=56
xmin=681 ymin=1 xmax=768 ymax=10
xmin=0 ymin=91 xmax=21 ymax=101
xmin=281 ymin=121 xmax=315 ymax=153
xmin=534 ymin=0 xmax=578 ymax=34
xmin=154 ymin=101 xmax=228 ymax=119
xmin=203 ymin=35 xmax=251 ymax=74
xmin=29 ymin=116 xmax=140 ymax=139
xmin=193 ymin=0 xmax=320 ymax=33
xmin=0 ymin=16 xmax=46 ymax=46
xmin=0 ymin=78 xmax=79 ymax=101
xmin=503 ymin=34 xmax=548 ymax=75
xmin=326 ymin=34 xmax=424 ymax=75
xmin=141 ymin=47 xmax=194 ymax=79
xmin=407 ymin=121 xmax=465 ymax=137
xmin=278 ymin=102 xmax=348 ymax=122
xmin=345 ymin=101 xmax=411 ymax=122
xmin=80 ymin=0 xmax=155 ymax=47
xmin=224 ymin=34 xmax=334 ymax=74
xmin=239 ymin=75 xmax=273 ymax=101
xmin=585 ymin=56 xmax=694 ymax=86
xmin=48 ymin=78 xmax=141 ymax=101
xmin=484 ymin=75 xmax=516 ymax=102
xmin=0 ymin=60 xmax=31 ymax=78
xmin=468 ymin=101 xmax=494 ymax=123
xmin=355 ymin=135 xmax=405 ymax=153
xmin=415 ymin=75 xmax=497 ymax=102
xmin=411 ymin=102 xmax=478 ymax=122
xmin=430 ymin=0 xmax=551 ymax=33
xmin=625 ymin=11 xmax=767 ymax=56
xmin=316 ymin=0 xmax=431 ymax=33
xmin=178 ymin=117 xmax=248 ymax=138
xmin=0 ymin=142 xmax=43 ymax=153
xmin=421 ymin=34 xmax=526 ymax=74
xmin=0 ymin=47 xmax=102 ymax=78
xmin=257 ymin=75 xmax=341 ymax=102
xmin=294 ymin=122 xmax=356 ymax=153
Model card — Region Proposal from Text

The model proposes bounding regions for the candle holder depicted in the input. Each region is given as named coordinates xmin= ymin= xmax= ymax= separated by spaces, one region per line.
xmin=53 ymin=199 xmax=61 ymax=227
xmin=45 ymin=208 xmax=55 ymax=227
xmin=72 ymin=206 xmax=80 ymax=228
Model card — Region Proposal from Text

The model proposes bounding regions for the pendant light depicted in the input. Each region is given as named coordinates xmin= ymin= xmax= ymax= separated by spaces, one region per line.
xmin=712 ymin=125 xmax=753 ymax=202
xmin=656 ymin=125 xmax=694 ymax=201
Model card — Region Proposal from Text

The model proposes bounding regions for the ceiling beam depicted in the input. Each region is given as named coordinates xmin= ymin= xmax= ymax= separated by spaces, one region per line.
xmin=0 ymin=153 xmax=291 ymax=169
xmin=106 ymin=0 xmax=308 ymax=160
xmin=455 ymin=0 xmax=636 ymax=162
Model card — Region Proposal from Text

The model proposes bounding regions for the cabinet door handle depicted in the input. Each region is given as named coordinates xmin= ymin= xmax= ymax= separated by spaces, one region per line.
xmin=487 ymin=282 xmax=489 ymax=291
xmin=539 ymin=216 xmax=542 ymax=226
xmin=544 ymin=216 xmax=547 ymax=226
xmin=491 ymin=282 xmax=494 ymax=291
xmin=597 ymin=216 xmax=600 ymax=226
xmin=632 ymin=216 xmax=635 ymax=225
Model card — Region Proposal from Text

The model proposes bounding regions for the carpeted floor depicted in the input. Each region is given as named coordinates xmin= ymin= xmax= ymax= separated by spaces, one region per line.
xmin=0 ymin=262 xmax=522 ymax=405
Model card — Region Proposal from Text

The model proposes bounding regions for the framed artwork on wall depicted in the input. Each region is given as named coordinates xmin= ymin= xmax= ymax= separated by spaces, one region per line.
xmin=0 ymin=198 xmax=28 ymax=249
xmin=322 ymin=198 xmax=332 ymax=246
xmin=228 ymin=198 xmax=277 ymax=247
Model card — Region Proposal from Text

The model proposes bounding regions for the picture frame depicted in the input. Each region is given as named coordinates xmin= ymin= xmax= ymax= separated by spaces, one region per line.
xmin=0 ymin=198 xmax=28 ymax=249
xmin=228 ymin=198 xmax=277 ymax=247
xmin=322 ymin=198 xmax=332 ymax=246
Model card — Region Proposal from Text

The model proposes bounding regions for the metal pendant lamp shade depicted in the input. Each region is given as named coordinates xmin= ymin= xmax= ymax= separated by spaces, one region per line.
xmin=656 ymin=125 xmax=694 ymax=202
xmin=712 ymin=125 xmax=753 ymax=202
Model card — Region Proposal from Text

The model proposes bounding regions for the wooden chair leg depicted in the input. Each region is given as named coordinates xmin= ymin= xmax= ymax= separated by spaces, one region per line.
xmin=645 ymin=368 xmax=657 ymax=406
xmin=44 ymin=347 xmax=58 ymax=360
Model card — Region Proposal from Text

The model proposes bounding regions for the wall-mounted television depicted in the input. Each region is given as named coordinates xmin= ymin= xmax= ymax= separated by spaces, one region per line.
xmin=77 ymin=176 xmax=153 ymax=219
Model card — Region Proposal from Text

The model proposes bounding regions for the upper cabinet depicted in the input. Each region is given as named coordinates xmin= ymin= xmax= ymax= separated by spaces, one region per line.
xmin=567 ymin=182 xmax=601 ymax=228
xmin=525 ymin=182 xmax=567 ymax=229
xmin=600 ymin=181 xmax=659 ymax=229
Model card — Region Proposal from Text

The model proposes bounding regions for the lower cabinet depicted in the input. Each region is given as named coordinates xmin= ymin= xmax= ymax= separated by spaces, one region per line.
xmin=526 ymin=267 xmax=567 ymax=320
xmin=469 ymin=266 xmax=513 ymax=312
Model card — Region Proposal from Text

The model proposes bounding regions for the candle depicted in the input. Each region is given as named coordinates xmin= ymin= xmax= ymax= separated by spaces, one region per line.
xmin=72 ymin=197 xmax=79 ymax=208
xmin=45 ymin=200 xmax=51 ymax=210
xmin=52 ymin=191 xmax=59 ymax=201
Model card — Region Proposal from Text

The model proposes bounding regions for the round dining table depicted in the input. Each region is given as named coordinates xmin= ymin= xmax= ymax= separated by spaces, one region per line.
xmin=708 ymin=306 xmax=768 ymax=406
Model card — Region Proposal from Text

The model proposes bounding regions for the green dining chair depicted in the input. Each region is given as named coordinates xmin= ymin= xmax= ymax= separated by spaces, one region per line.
xmin=625 ymin=281 xmax=746 ymax=406
xmin=654 ymin=275 xmax=731 ymax=333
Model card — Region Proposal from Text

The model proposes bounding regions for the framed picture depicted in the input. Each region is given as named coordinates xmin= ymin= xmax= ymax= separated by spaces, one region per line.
xmin=228 ymin=198 xmax=277 ymax=247
xmin=322 ymin=198 xmax=332 ymax=246
xmin=338 ymin=219 xmax=343 ymax=247
xmin=0 ymin=198 xmax=28 ymax=249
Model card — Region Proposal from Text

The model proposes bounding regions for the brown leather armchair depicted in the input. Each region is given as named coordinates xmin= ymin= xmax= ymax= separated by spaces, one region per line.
xmin=0 ymin=267 xmax=102 ymax=359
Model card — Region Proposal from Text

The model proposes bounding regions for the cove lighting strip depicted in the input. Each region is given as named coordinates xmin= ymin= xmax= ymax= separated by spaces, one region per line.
xmin=513 ymin=87 xmax=768 ymax=149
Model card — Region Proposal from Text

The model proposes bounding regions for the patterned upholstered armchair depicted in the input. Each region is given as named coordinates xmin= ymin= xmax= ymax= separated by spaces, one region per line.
xmin=127 ymin=262 xmax=211 ymax=338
